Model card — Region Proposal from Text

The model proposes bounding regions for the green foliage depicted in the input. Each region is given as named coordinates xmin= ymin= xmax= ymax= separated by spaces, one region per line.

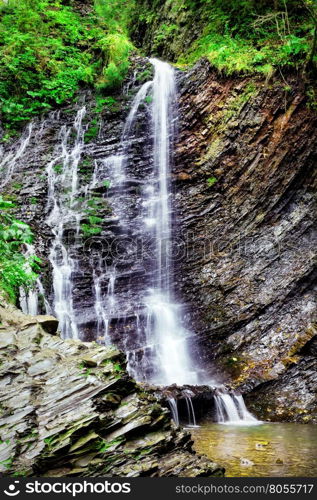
xmin=1 ymin=0 xmax=315 ymax=134
xmin=207 ymin=176 xmax=218 ymax=187
xmin=0 ymin=0 xmax=135 ymax=130
xmin=53 ymin=164 xmax=63 ymax=174
xmin=84 ymin=125 xmax=99 ymax=143
xmin=133 ymin=0 xmax=316 ymax=75
xmin=113 ymin=362 xmax=122 ymax=373
xmin=0 ymin=196 xmax=39 ymax=301
xmin=180 ymin=29 xmax=311 ymax=75
xmin=306 ymin=84 xmax=317 ymax=110
xmin=94 ymin=0 xmax=136 ymax=33
xmin=94 ymin=96 xmax=118 ymax=112
xmin=95 ymin=33 xmax=133 ymax=91
xmin=80 ymin=224 xmax=102 ymax=237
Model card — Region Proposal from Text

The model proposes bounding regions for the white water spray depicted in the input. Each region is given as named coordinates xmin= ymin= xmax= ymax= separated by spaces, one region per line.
xmin=19 ymin=244 xmax=51 ymax=316
xmin=214 ymin=392 xmax=259 ymax=425
xmin=46 ymin=107 xmax=87 ymax=339
xmin=0 ymin=122 xmax=33 ymax=188
xmin=134 ymin=59 xmax=198 ymax=385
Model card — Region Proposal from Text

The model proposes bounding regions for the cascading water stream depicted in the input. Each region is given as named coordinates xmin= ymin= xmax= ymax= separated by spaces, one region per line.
xmin=87 ymin=81 xmax=154 ymax=344
xmin=0 ymin=121 xmax=33 ymax=189
xmin=45 ymin=106 xmax=87 ymax=339
xmin=168 ymin=398 xmax=180 ymax=427
xmin=185 ymin=395 xmax=197 ymax=427
xmin=214 ymin=392 xmax=259 ymax=425
xmin=19 ymin=244 xmax=51 ymax=316
xmin=137 ymin=59 xmax=198 ymax=386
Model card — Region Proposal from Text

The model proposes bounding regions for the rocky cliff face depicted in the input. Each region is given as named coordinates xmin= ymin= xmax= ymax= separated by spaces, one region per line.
xmin=1 ymin=56 xmax=316 ymax=423
xmin=0 ymin=303 xmax=223 ymax=477
xmin=174 ymin=59 xmax=317 ymax=422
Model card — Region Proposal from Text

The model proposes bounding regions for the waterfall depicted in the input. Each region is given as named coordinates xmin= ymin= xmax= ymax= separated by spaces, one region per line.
xmin=93 ymin=257 xmax=112 ymax=343
xmin=45 ymin=107 xmax=87 ymax=339
xmin=234 ymin=394 xmax=259 ymax=423
xmin=19 ymin=244 xmax=51 ymax=316
xmin=88 ymin=80 xmax=154 ymax=345
xmin=20 ymin=279 xmax=51 ymax=317
xmin=214 ymin=392 xmax=259 ymax=425
xmin=84 ymin=58 xmax=198 ymax=385
xmin=32 ymin=59 xmax=258 ymax=425
xmin=134 ymin=58 xmax=197 ymax=385
xmin=168 ymin=398 xmax=180 ymax=427
xmin=0 ymin=122 xmax=33 ymax=189
xmin=184 ymin=395 xmax=197 ymax=427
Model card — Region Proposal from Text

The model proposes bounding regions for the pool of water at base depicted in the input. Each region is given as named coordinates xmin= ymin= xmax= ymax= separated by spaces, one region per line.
xmin=190 ymin=422 xmax=317 ymax=477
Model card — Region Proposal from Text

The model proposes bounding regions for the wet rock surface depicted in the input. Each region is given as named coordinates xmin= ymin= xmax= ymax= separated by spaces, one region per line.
xmin=0 ymin=307 xmax=224 ymax=477
xmin=245 ymin=340 xmax=317 ymax=423
xmin=174 ymin=59 xmax=317 ymax=419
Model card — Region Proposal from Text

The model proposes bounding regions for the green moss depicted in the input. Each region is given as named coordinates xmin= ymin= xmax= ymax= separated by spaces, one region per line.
xmin=53 ymin=164 xmax=63 ymax=174
xmin=80 ymin=224 xmax=102 ymax=236
xmin=84 ymin=125 xmax=99 ymax=143
xmin=0 ymin=0 xmax=135 ymax=130
xmin=223 ymin=84 xmax=258 ymax=122
xmin=207 ymin=176 xmax=218 ymax=187
xmin=136 ymin=68 xmax=152 ymax=84
xmin=97 ymin=438 xmax=124 ymax=452
xmin=94 ymin=96 xmax=118 ymax=113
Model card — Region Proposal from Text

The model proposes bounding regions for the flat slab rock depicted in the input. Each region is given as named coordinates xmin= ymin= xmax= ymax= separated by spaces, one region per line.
xmin=0 ymin=319 xmax=224 ymax=477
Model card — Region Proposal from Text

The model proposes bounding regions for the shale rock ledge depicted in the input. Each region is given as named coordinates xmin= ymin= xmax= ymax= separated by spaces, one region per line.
xmin=0 ymin=308 xmax=224 ymax=477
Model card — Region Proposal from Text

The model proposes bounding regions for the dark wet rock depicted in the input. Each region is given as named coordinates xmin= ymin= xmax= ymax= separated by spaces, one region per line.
xmin=174 ymin=59 xmax=317 ymax=418
xmin=147 ymin=384 xmax=218 ymax=425
xmin=151 ymin=384 xmax=217 ymax=401
xmin=245 ymin=356 xmax=317 ymax=423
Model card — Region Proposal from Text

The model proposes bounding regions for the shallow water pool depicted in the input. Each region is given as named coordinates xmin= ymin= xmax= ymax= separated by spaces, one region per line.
xmin=190 ymin=422 xmax=317 ymax=477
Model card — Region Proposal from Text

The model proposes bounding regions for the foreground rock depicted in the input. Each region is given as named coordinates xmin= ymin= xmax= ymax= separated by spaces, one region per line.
xmin=0 ymin=316 xmax=224 ymax=477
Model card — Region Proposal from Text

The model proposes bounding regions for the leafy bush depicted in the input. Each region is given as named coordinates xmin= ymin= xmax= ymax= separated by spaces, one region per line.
xmin=0 ymin=0 xmax=135 ymax=130
xmin=178 ymin=5 xmax=312 ymax=75
xmin=95 ymin=33 xmax=133 ymax=91
xmin=132 ymin=0 xmax=316 ymax=75
xmin=0 ymin=196 xmax=39 ymax=301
